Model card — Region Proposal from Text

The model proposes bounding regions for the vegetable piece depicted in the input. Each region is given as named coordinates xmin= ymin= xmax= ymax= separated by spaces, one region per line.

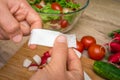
xmin=35 ymin=4 xmax=42 ymax=9
xmin=109 ymin=41 xmax=120 ymax=53
xmin=47 ymin=57 xmax=52 ymax=64
xmin=88 ymin=44 xmax=105 ymax=60
xmin=51 ymin=2 xmax=63 ymax=12
xmin=62 ymin=8 xmax=73 ymax=13
xmin=33 ymin=55 xmax=41 ymax=65
xmin=28 ymin=66 xmax=38 ymax=71
xmin=108 ymin=52 xmax=120 ymax=63
xmin=39 ymin=0 xmax=45 ymax=7
xmin=23 ymin=59 xmax=32 ymax=68
xmin=29 ymin=63 xmax=39 ymax=67
xmin=41 ymin=56 xmax=48 ymax=65
xmin=60 ymin=19 xmax=68 ymax=28
xmin=81 ymin=36 xmax=96 ymax=49
xmin=93 ymin=61 xmax=120 ymax=80
xmin=76 ymin=40 xmax=85 ymax=53
xmin=43 ymin=51 xmax=51 ymax=58
xmin=108 ymin=29 xmax=120 ymax=38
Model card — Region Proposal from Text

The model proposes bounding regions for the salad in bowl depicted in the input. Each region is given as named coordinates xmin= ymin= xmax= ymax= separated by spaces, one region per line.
xmin=27 ymin=0 xmax=89 ymax=33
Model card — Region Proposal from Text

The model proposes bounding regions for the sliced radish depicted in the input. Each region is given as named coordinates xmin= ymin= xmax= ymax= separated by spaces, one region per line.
xmin=33 ymin=55 xmax=41 ymax=65
xmin=41 ymin=56 xmax=48 ymax=65
xmin=63 ymin=8 xmax=73 ymax=13
xmin=28 ymin=66 xmax=38 ymax=71
xmin=23 ymin=59 xmax=32 ymax=68
xmin=44 ymin=51 xmax=51 ymax=57
xmin=29 ymin=63 xmax=39 ymax=67
xmin=73 ymin=49 xmax=82 ymax=58
xmin=47 ymin=57 xmax=51 ymax=64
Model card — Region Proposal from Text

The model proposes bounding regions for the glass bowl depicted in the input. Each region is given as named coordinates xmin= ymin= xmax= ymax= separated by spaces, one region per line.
xmin=30 ymin=0 xmax=89 ymax=33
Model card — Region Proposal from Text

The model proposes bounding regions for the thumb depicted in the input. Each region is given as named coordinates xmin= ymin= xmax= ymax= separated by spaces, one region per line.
xmin=49 ymin=35 xmax=68 ymax=70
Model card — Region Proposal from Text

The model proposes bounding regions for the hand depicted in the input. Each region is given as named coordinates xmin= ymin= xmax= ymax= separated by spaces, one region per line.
xmin=30 ymin=35 xmax=84 ymax=80
xmin=0 ymin=0 xmax=42 ymax=42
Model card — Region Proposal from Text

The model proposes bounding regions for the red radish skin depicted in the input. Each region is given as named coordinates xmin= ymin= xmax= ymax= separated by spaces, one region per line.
xmin=29 ymin=63 xmax=39 ymax=67
xmin=109 ymin=42 xmax=120 ymax=53
xmin=114 ymin=33 xmax=120 ymax=41
xmin=108 ymin=52 xmax=120 ymax=63
xmin=43 ymin=51 xmax=51 ymax=57
xmin=41 ymin=56 xmax=48 ymax=65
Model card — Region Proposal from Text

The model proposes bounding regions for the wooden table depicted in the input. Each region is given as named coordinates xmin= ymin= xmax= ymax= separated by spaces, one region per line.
xmin=0 ymin=0 xmax=120 ymax=80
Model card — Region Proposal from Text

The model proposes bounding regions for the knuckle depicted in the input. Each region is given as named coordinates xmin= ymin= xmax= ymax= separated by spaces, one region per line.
xmin=6 ymin=23 xmax=20 ymax=33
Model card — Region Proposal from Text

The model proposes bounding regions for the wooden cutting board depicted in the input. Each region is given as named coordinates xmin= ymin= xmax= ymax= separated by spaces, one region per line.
xmin=0 ymin=43 xmax=104 ymax=80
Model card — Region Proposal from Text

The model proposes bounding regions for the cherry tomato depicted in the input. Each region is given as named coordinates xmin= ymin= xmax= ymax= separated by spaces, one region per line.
xmin=76 ymin=40 xmax=85 ymax=53
xmin=81 ymin=36 xmax=96 ymax=49
xmin=88 ymin=44 xmax=105 ymax=60
xmin=35 ymin=4 xmax=42 ymax=9
xmin=51 ymin=2 xmax=63 ymax=12
xmin=60 ymin=19 xmax=68 ymax=28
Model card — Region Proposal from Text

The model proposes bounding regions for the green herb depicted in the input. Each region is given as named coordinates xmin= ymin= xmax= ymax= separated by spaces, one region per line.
xmin=56 ymin=0 xmax=80 ymax=9
xmin=39 ymin=3 xmax=60 ymax=14
xmin=108 ymin=29 xmax=120 ymax=38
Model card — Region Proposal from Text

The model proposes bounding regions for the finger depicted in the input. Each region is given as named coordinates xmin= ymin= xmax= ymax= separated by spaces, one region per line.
xmin=49 ymin=35 xmax=68 ymax=69
xmin=20 ymin=21 xmax=30 ymax=36
xmin=0 ymin=3 xmax=22 ymax=42
xmin=13 ymin=0 xmax=42 ymax=29
xmin=25 ymin=3 xmax=42 ymax=29
xmin=68 ymin=48 xmax=83 ymax=72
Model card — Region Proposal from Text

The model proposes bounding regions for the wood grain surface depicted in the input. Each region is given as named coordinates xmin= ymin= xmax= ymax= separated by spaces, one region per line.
xmin=0 ymin=43 xmax=104 ymax=80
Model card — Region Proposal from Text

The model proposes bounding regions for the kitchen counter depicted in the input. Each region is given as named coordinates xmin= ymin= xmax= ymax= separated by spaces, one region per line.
xmin=0 ymin=0 xmax=120 ymax=79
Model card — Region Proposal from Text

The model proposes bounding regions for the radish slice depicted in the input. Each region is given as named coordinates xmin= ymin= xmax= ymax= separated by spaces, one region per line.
xmin=73 ymin=49 xmax=81 ymax=58
xmin=23 ymin=59 xmax=32 ymax=68
xmin=63 ymin=8 xmax=73 ymax=13
xmin=47 ymin=57 xmax=51 ymax=64
xmin=28 ymin=66 xmax=38 ymax=71
xmin=33 ymin=55 xmax=41 ymax=65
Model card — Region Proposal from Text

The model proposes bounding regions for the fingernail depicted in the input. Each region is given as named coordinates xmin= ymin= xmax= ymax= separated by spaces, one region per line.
xmin=12 ymin=34 xmax=22 ymax=42
xmin=56 ymin=35 xmax=67 ymax=43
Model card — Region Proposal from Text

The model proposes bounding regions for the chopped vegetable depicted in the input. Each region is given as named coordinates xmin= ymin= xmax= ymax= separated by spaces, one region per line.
xmin=47 ymin=57 xmax=52 ymax=64
xmin=23 ymin=59 xmax=32 ymax=68
xmin=41 ymin=56 xmax=48 ymax=65
xmin=33 ymin=55 xmax=41 ymax=65
xmin=28 ymin=66 xmax=38 ymax=71
xmin=43 ymin=51 xmax=51 ymax=57
xmin=51 ymin=2 xmax=63 ymax=12
xmin=60 ymin=19 xmax=68 ymax=28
